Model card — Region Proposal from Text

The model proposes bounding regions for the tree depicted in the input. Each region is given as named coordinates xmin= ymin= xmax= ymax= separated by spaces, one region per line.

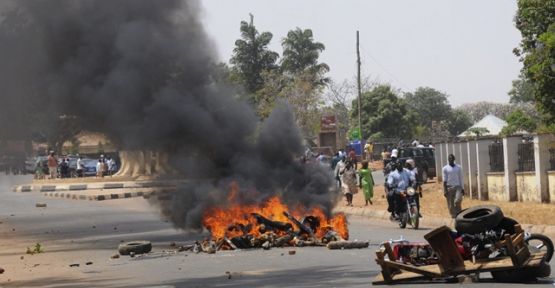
xmin=446 ymin=109 xmax=473 ymax=136
xmin=230 ymin=14 xmax=279 ymax=98
xmin=353 ymin=84 xmax=413 ymax=140
xmin=404 ymin=87 xmax=452 ymax=129
xmin=515 ymin=0 xmax=555 ymax=122
xmin=500 ymin=109 xmax=538 ymax=135
xmin=280 ymin=28 xmax=330 ymax=87
xmin=465 ymin=127 xmax=490 ymax=137
xmin=508 ymin=73 xmax=535 ymax=104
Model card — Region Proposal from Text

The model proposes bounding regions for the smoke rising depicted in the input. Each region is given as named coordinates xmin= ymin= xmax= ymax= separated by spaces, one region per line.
xmin=0 ymin=0 xmax=340 ymax=230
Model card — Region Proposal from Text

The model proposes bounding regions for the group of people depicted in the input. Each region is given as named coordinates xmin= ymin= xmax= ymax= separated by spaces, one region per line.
xmin=39 ymin=152 xmax=117 ymax=179
xmin=383 ymin=148 xmax=422 ymax=220
xmin=95 ymin=156 xmax=117 ymax=178
xmin=331 ymin=151 xmax=375 ymax=207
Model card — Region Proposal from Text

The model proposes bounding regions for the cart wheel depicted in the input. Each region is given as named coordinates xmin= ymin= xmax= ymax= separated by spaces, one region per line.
xmin=526 ymin=234 xmax=554 ymax=262
xmin=410 ymin=207 xmax=419 ymax=229
xmin=399 ymin=212 xmax=407 ymax=229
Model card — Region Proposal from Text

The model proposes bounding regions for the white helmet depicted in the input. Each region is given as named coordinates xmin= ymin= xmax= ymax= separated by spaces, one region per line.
xmin=391 ymin=149 xmax=398 ymax=158
xmin=406 ymin=158 xmax=415 ymax=168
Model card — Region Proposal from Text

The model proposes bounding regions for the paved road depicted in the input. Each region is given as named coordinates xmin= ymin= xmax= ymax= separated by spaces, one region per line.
xmin=0 ymin=174 xmax=553 ymax=287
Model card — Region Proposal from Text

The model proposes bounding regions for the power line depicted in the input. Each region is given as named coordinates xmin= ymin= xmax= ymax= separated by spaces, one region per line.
xmin=359 ymin=44 xmax=412 ymax=91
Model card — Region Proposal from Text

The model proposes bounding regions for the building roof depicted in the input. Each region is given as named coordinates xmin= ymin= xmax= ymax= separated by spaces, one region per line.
xmin=459 ymin=114 xmax=507 ymax=137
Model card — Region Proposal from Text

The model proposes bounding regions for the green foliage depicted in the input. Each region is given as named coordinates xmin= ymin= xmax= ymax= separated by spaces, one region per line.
xmin=230 ymin=14 xmax=279 ymax=97
xmin=515 ymin=0 xmax=555 ymax=55
xmin=508 ymin=73 xmax=535 ymax=103
xmin=353 ymin=85 xmax=413 ymax=140
xmin=465 ymin=127 xmax=490 ymax=137
xmin=523 ymin=23 xmax=555 ymax=122
xmin=280 ymin=28 xmax=330 ymax=87
xmin=446 ymin=109 xmax=473 ymax=136
xmin=500 ymin=109 xmax=538 ymax=135
xmin=404 ymin=87 xmax=452 ymax=128
xmin=26 ymin=243 xmax=43 ymax=255
xmin=515 ymin=0 xmax=555 ymax=123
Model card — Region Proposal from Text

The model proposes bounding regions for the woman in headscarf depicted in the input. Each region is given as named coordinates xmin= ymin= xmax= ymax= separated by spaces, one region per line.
xmin=358 ymin=160 xmax=374 ymax=205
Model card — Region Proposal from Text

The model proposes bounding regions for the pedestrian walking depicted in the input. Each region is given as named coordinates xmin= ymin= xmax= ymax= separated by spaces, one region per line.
xmin=96 ymin=159 xmax=104 ymax=178
xmin=47 ymin=151 xmax=58 ymax=179
xmin=442 ymin=154 xmax=464 ymax=218
xmin=340 ymin=161 xmax=358 ymax=206
xmin=364 ymin=141 xmax=374 ymax=162
xmin=334 ymin=155 xmax=346 ymax=189
xmin=76 ymin=156 xmax=83 ymax=177
xmin=358 ymin=160 xmax=374 ymax=205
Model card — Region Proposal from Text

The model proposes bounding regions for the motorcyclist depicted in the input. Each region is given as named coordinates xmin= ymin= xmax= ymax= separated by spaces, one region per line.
xmin=404 ymin=159 xmax=422 ymax=217
xmin=383 ymin=149 xmax=398 ymax=218
xmin=387 ymin=160 xmax=415 ymax=220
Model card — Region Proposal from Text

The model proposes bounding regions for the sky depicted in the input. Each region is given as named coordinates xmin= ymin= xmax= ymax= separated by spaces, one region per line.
xmin=199 ymin=0 xmax=522 ymax=107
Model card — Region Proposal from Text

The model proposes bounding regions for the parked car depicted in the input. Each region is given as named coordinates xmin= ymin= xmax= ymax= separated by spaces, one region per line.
xmin=80 ymin=158 xmax=98 ymax=176
xmin=396 ymin=147 xmax=436 ymax=183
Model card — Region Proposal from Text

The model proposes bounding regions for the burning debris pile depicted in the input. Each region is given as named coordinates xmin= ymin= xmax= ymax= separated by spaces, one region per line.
xmin=198 ymin=190 xmax=349 ymax=252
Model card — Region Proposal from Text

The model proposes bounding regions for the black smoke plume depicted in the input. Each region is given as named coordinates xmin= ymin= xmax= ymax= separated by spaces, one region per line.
xmin=0 ymin=0 xmax=340 ymax=230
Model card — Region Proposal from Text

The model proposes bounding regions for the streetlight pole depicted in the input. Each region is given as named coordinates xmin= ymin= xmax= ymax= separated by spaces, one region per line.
xmin=356 ymin=31 xmax=362 ymax=142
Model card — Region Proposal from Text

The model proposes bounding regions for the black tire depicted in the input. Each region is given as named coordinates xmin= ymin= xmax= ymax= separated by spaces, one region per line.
xmin=118 ymin=241 xmax=152 ymax=255
xmin=455 ymin=205 xmax=504 ymax=234
xmin=410 ymin=206 xmax=419 ymax=229
xmin=495 ymin=217 xmax=519 ymax=235
xmin=526 ymin=234 xmax=554 ymax=262
xmin=399 ymin=212 xmax=407 ymax=229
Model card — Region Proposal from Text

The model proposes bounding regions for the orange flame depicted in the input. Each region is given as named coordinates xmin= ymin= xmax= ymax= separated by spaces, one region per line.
xmin=202 ymin=185 xmax=348 ymax=241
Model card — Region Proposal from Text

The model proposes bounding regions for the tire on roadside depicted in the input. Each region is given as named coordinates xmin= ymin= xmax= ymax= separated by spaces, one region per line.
xmin=455 ymin=205 xmax=504 ymax=234
xmin=118 ymin=241 xmax=152 ymax=256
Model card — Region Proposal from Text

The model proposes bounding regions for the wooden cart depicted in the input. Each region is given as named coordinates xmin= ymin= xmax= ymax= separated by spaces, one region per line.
xmin=372 ymin=224 xmax=548 ymax=285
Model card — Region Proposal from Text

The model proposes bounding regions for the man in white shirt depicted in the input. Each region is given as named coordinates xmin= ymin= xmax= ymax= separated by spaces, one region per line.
xmin=442 ymin=154 xmax=464 ymax=218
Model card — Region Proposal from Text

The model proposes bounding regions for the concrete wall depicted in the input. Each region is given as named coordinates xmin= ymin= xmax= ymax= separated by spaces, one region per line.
xmin=516 ymin=172 xmax=540 ymax=202
xmin=466 ymin=141 xmax=478 ymax=199
xmin=476 ymin=140 xmax=491 ymax=200
xmin=486 ymin=172 xmax=505 ymax=201
xmin=549 ymin=171 xmax=555 ymax=204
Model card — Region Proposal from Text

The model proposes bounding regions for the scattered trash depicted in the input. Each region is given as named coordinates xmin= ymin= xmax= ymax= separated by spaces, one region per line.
xmin=92 ymin=226 xmax=96 ymax=229
xmin=35 ymin=203 xmax=47 ymax=208
xmin=33 ymin=264 xmax=40 ymax=267
xmin=288 ymin=250 xmax=296 ymax=255
xmin=225 ymin=271 xmax=232 ymax=279
xmin=129 ymin=252 xmax=135 ymax=258
xmin=110 ymin=254 xmax=120 ymax=259
xmin=12 ymin=228 xmax=15 ymax=231
xmin=20 ymin=256 xmax=24 ymax=260
xmin=0 ymin=267 xmax=4 ymax=274
xmin=170 ymin=242 xmax=176 ymax=247
xmin=113 ymin=227 xmax=117 ymax=230
xmin=69 ymin=263 xmax=79 ymax=267
xmin=85 ymin=261 xmax=93 ymax=265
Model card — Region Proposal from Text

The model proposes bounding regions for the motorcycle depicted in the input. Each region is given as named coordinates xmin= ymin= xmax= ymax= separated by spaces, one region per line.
xmin=397 ymin=187 xmax=419 ymax=229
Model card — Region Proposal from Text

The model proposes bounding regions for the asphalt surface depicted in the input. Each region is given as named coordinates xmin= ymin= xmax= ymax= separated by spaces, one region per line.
xmin=0 ymin=174 xmax=553 ymax=287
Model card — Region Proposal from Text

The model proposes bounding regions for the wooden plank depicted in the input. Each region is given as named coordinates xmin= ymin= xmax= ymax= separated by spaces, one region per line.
xmin=515 ymin=246 xmax=531 ymax=266
xmin=382 ymin=242 xmax=395 ymax=260
xmin=424 ymin=225 xmax=465 ymax=274
xmin=372 ymin=270 xmax=429 ymax=285
xmin=376 ymin=259 xmax=443 ymax=278
xmin=375 ymin=250 xmax=393 ymax=282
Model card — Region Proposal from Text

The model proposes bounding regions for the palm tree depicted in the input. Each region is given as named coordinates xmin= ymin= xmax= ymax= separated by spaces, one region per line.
xmin=280 ymin=28 xmax=330 ymax=87
xmin=230 ymin=14 xmax=279 ymax=96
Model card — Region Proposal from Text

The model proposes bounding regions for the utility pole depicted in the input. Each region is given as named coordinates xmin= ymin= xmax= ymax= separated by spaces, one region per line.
xmin=356 ymin=31 xmax=362 ymax=141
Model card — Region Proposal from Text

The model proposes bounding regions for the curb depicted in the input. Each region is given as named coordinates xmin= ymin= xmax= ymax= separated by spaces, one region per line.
xmin=335 ymin=206 xmax=555 ymax=240
xmin=11 ymin=181 xmax=184 ymax=193
xmin=43 ymin=188 xmax=175 ymax=201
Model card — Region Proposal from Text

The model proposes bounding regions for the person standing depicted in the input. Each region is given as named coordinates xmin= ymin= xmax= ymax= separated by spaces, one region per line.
xmin=76 ymin=156 xmax=83 ymax=177
xmin=442 ymin=154 xmax=464 ymax=218
xmin=47 ymin=151 xmax=58 ymax=179
xmin=334 ymin=155 xmax=346 ymax=189
xmin=340 ymin=161 xmax=358 ymax=206
xmin=358 ymin=160 xmax=374 ymax=205
xmin=348 ymin=148 xmax=357 ymax=168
